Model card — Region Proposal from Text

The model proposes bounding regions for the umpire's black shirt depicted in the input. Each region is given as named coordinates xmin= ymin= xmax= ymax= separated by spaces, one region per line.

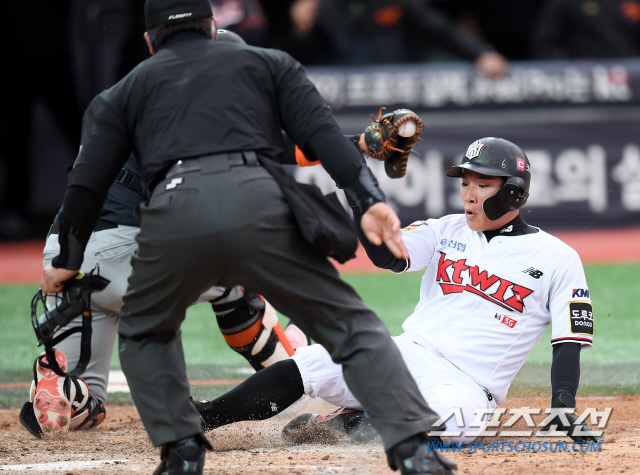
xmin=61 ymin=31 xmax=364 ymax=247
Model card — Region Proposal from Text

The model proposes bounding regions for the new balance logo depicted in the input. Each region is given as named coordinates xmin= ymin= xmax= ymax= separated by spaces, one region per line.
xmin=500 ymin=225 xmax=513 ymax=233
xmin=165 ymin=177 xmax=184 ymax=190
xmin=523 ymin=267 xmax=543 ymax=279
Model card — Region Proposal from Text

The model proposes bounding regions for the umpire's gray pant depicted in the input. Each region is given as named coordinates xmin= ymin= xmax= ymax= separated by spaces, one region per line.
xmin=118 ymin=161 xmax=439 ymax=450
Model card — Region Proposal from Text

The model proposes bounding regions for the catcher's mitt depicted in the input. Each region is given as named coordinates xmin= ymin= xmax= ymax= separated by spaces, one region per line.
xmin=384 ymin=109 xmax=424 ymax=179
xmin=363 ymin=108 xmax=424 ymax=178
xmin=363 ymin=107 xmax=402 ymax=161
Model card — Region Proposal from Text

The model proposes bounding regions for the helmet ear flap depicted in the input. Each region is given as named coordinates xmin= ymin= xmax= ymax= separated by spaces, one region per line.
xmin=482 ymin=176 xmax=529 ymax=221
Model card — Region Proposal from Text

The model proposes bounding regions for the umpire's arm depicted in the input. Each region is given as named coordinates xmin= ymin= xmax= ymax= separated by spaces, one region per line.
xmin=271 ymin=51 xmax=407 ymax=259
xmin=42 ymin=90 xmax=132 ymax=292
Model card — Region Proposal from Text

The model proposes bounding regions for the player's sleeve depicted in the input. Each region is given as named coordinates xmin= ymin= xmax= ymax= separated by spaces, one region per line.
xmin=395 ymin=219 xmax=439 ymax=273
xmin=278 ymin=131 xmax=361 ymax=168
xmin=548 ymin=248 xmax=593 ymax=348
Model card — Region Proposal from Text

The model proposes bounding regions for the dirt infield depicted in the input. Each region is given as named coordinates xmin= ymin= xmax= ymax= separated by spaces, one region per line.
xmin=0 ymin=396 xmax=638 ymax=474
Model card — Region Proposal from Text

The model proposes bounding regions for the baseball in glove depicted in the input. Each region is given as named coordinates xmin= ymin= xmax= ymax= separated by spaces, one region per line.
xmin=363 ymin=107 xmax=402 ymax=161
xmin=383 ymin=109 xmax=424 ymax=179
xmin=363 ymin=108 xmax=424 ymax=179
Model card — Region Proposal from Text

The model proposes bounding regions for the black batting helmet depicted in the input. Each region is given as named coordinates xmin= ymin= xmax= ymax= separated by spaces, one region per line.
xmin=446 ymin=137 xmax=531 ymax=221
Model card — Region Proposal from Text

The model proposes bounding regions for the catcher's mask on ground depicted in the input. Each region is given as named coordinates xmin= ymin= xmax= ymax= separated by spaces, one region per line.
xmin=31 ymin=271 xmax=110 ymax=377
xmin=446 ymin=137 xmax=530 ymax=220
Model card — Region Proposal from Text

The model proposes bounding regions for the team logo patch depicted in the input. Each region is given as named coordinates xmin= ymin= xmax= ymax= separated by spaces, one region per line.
xmin=569 ymin=302 xmax=594 ymax=335
xmin=465 ymin=141 xmax=485 ymax=159
xmin=572 ymin=288 xmax=590 ymax=298
xmin=402 ymin=220 xmax=427 ymax=232
xmin=516 ymin=158 xmax=526 ymax=171
xmin=495 ymin=314 xmax=517 ymax=328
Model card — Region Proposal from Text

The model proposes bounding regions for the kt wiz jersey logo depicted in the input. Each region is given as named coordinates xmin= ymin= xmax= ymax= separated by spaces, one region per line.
xmin=437 ymin=252 xmax=533 ymax=313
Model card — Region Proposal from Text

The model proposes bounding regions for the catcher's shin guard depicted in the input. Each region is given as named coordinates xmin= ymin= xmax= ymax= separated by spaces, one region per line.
xmin=212 ymin=290 xmax=295 ymax=371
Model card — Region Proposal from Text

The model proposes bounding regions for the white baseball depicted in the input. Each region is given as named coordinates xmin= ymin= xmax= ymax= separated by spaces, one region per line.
xmin=398 ymin=120 xmax=417 ymax=137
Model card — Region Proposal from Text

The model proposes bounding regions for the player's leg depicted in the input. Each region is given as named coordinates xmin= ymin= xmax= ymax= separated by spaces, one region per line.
xmin=20 ymin=227 xmax=135 ymax=436
xmin=194 ymin=283 xmax=308 ymax=371
xmin=196 ymin=342 xmax=370 ymax=439
xmin=392 ymin=334 xmax=497 ymax=443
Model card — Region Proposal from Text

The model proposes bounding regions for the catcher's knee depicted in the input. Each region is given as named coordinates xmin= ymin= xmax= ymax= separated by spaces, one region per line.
xmin=212 ymin=291 xmax=294 ymax=371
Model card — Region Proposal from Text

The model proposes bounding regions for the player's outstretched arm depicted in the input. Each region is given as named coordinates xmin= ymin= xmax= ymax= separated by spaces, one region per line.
xmin=542 ymin=342 xmax=604 ymax=442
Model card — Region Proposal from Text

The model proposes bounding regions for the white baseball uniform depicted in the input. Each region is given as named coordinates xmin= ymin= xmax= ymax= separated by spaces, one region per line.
xmin=293 ymin=213 xmax=593 ymax=441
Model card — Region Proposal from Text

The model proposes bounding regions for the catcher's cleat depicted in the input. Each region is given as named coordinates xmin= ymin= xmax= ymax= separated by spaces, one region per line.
xmin=26 ymin=350 xmax=91 ymax=435
xmin=153 ymin=434 xmax=212 ymax=475
xmin=21 ymin=394 xmax=105 ymax=437
xmin=69 ymin=394 xmax=106 ymax=430
xmin=32 ymin=350 xmax=73 ymax=433
xmin=386 ymin=433 xmax=457 ymax=475
xmin=282 ymin=407 xmax=378 ymax=444
xmin=19 ymin=401 xmax=44 ymax=438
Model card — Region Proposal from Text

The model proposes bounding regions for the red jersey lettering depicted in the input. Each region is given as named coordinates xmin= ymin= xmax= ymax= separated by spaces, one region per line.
xmin=437 ymin=253 xmax=454 ymax=282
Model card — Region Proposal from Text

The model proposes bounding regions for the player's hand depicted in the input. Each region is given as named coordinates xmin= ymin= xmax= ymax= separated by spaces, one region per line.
xmin=541 ymin=410 xmax=604 ymax=443
xmin=361 ymin=203 xmax=408 ymax=259
xmin=41 ymin=265 xmax=79 ymax=293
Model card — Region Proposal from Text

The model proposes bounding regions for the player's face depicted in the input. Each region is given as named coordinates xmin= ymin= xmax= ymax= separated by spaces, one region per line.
xmin=460 ymin=170 xmax=516 ymax=232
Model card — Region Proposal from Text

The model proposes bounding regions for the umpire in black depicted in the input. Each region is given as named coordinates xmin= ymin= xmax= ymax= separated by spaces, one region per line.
xmin=41 ymin=1 xmax=454 ymax=474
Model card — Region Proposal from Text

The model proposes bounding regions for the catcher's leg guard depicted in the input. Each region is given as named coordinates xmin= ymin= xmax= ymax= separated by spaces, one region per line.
xmin=212 ymin=289 xmax=295 ymax=371
xmin=28 ymin=349 xmax=95 ymax=434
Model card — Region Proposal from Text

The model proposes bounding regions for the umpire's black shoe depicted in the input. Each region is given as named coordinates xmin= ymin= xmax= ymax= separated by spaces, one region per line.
xmin=386 ymin=433 xmax=457 ymax=475
xmin=153 ymin=433 xmax=213 ymax=475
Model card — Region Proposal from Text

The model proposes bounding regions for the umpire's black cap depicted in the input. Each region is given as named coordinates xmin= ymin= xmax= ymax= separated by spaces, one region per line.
xmin=145 ymin=0 xmax=213 ymax=30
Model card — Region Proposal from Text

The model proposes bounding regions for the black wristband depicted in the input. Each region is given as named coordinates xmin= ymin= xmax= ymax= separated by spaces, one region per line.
xmin=51 ymin=221 xmax=86 ymax=270
xmin=342 ymin=162 xmax=385 ymax=213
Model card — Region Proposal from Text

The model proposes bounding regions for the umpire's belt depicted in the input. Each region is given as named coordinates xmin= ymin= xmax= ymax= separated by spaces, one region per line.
xmin=165 ymin=151 xmax=259 ymax=179
xmin=48 ymin=219 xmax=118 ymax=237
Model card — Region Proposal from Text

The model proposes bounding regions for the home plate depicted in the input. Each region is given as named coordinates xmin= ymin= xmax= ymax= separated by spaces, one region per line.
xmin=0 ymin=460 xmax=129 ymax=471
xmin=106 ymin=370 xmax=250 ymax=393
xmin=107 ymin=370 xmax=130 ymax=393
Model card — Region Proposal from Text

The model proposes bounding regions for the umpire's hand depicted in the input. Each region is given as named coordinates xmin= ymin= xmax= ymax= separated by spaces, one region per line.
xmin=41 ymin=265 xmax=79 ymax=293
xmin=361 ymin=203 xmax=409 ymax=259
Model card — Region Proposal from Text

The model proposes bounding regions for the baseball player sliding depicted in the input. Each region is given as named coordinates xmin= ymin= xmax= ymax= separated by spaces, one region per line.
xmin=194 ymin=136 xmax=603 ymax=452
